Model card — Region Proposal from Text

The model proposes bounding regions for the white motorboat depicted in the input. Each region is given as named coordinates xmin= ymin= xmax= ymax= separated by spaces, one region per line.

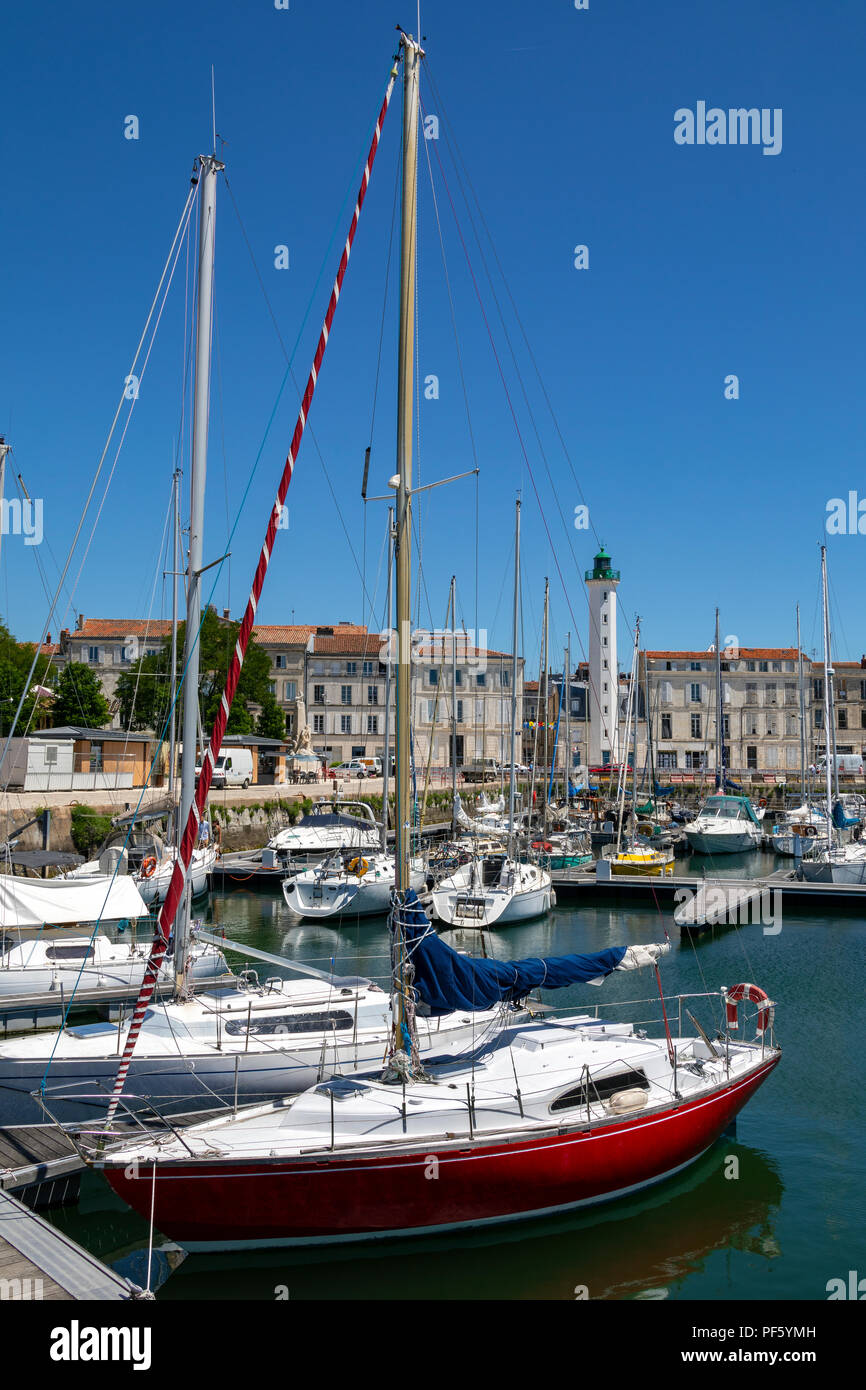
xmin=282 ymin=849 xmax=428 ymax=919
xmin=268 ymin=800 xmax=381 ymax=862
xmin=683 ymin=795 xmax=763 ymax=854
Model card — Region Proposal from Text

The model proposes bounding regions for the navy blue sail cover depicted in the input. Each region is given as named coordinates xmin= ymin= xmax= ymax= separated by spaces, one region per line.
xmin=398 ymin=891 xmax=626 ymax=1015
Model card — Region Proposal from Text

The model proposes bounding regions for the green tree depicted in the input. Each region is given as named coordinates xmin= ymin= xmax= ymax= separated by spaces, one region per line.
xmin=115 ymin=607 xmax=271 ymax=737
xmin=116 ymin=651 xmax=173 ymax=733
xmin=256 ymin=691 xmax=286 ymax=740
xmin=0 ymin=619 xmax=54 ymax=736
xmin=51 ymin=662 xmax=110 ymax=728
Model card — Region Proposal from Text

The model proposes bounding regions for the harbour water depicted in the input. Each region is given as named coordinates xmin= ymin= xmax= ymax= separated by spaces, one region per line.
xmin=44 ymin=853 xmax=866 ymax=1300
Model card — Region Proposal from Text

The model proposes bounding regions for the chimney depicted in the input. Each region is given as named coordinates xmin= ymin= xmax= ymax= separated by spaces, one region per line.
xmin=223 ymin=608 xmax=230 ymax=620
xmin=45 ymin=633 xmax=51 ymax=645
xmin=76 ymin=614 xmax=85 ymax=630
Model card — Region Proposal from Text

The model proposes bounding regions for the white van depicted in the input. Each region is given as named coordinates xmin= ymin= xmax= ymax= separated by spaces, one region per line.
xmin=212 ymin=748 xmax=253 ymax=788
xmin=816 ymin=753 xmax=864 ymax=776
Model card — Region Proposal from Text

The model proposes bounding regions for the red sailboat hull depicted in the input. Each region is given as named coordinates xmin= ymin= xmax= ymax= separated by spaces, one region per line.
xmin=105 ymin=1055 xmax=779 ymax=1248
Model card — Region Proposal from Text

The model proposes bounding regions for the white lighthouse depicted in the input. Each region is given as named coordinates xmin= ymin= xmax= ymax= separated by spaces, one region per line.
xmin=586 ymin=546 xmax=620 ymax=768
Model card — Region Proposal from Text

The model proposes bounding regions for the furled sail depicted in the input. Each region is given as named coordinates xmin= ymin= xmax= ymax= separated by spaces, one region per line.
xmin=399 ymin=890 xmax=668 ymax=1015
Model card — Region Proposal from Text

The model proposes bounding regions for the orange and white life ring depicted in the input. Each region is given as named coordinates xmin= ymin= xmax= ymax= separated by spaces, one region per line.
xmin=758 ymin=798 xmax=767 ymax=808
xmin=140 ymin=856 xmax=158 ymax=880
xmin=725 ymin=982 xmax=774 ymax=1035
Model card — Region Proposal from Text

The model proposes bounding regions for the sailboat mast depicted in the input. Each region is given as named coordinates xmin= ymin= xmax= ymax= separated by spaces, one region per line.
xmin=168 ymin=467 xmax=181 ymax=813
xmin=796 ymin=603 xmax=806 ymax=800
xmin=541 ymin=578 xmax=549 ymax=832
xmin=508 ymin=499 xmax=520 ymax=857
xmin=820 ymin=545 xmax=834 ymax=850
xmin=394 ymin=34 xmax=420 ymax=895
xmin=176 ymin=152 xmax=221 ymax=989
xmin=450 ymin=574 xmax=458 ymax=838
xmin=381 ymin=506 xmax=394 ymax=853
xmin=715 ymin=607 xmax=724 ymax=791
xmin=0 ymin=439 xmax=10 ymax=576
xmin=564 ymin=635 xmax=571 ymax=804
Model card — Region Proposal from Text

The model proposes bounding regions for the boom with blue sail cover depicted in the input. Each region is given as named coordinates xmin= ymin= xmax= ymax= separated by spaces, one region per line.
xmin=398 ymin=891 xmax=668 ymax=1015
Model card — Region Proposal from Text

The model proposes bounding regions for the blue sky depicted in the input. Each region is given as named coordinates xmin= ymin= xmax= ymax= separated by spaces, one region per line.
xmin=2 ymin=0 xmax=864 ymax=675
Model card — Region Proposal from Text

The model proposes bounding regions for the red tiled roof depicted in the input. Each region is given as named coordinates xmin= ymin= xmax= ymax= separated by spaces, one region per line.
xmin=646 ymin=648 xmax=801 ymax=661
xmin=311 ymin=634 xmax=385 ymax=655
xmin=70 ymin=619 xmax=174 ymax=639
xmin=254 ymin=623 xmax=367 ymax=645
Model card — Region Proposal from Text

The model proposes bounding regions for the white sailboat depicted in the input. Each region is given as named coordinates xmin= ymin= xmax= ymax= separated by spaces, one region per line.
xmin=799 ymin=548 xmax=866 ymax=884
xmin=432 ymin=500 xmax=553 ymax=927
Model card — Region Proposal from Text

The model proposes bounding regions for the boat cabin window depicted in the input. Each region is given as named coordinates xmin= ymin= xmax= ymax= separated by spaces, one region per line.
xmin=44 ymin=944 xmax=96 ymax=961
xmin=223 ymin=1009 xmax=354 ymax=1037
xmin=550 ymin=1066 xmax=650 ymax=1113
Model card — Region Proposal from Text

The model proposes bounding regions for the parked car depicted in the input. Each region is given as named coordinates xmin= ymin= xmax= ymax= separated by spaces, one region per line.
xmin=333 ymin=759 xmax=378 ymax=779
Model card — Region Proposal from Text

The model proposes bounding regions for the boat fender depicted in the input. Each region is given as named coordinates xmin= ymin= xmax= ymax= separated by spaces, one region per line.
xmin=606 ymin=1088 xmax=648 ymax=1114
xmin=550 ymin=890 xmax=557 ymax=907
xmin=725 ymin=982 xmax=774 ymax=1036
xmin=140 ymin=856 xmax=157 ymax=879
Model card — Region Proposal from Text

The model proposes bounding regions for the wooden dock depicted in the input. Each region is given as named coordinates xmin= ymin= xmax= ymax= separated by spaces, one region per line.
xmin=550 ymin=864 xmax=866 ymax=911
xmin=0 ymin=1188 xmax=138 ymax=1300
xmin=0 ymin=1124 xmax=84 ymax=1204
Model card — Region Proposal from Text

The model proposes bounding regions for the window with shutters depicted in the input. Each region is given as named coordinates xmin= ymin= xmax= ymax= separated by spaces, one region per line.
xmin=745 ymin=682 xmax=757 ymax=705
xmin=661 ymin=714 xmax=672 ymax=740
xmin=340 ymin=715 xmax=351 ymax=734
xmin=785 ymin=683 xmax=797 ymax=706
xmin=313 ymin=685 xmax=325 ymax=705
xmin=341 ymin=685 xmax=352 ymax=705
xmin=367 ymin=715 xmax=378 ymax=734
xmin=838 ymin=709 xmax=848 ymax=729
xmin=313 ymin=714 xmax=324 ymax=734
xmin=746 ymin=745 xmax=758 ymax=769
xmin=691 ymin=713 xmax=701 ymax=738
xmin=690 ymin=683 xmax=701 ymax=703
xmin=765 ymin=682 xmax=777 ymax=705
xmin=368 ymin=686 xmax=378 ymax=705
